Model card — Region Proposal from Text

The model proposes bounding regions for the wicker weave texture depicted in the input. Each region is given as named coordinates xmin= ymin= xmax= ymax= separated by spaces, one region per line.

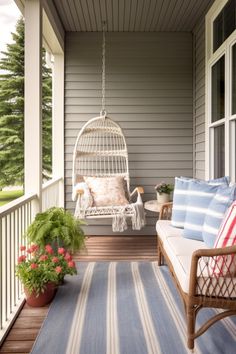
xmin=73 ymin=116 xmax=129 ymax=189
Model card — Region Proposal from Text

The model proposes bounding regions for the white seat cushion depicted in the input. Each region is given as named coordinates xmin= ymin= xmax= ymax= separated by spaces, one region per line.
xmin=176 ymin=254 xmax=236 ymax=296
xmin=157 ymin=220 xmax=236 ymax=296
xmin=164 ymin=236 xmax=206 ymax=257
xmin=156 ymin=220 xmax=183 ymax=243
xmin=162 ymin=237 xmax=205 ymax=293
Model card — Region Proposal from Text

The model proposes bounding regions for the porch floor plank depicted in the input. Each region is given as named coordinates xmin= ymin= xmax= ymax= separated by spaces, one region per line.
xmin=0 ymin=342 xmax=35 ymax=352
xmin=0 ymin=235 xmax=157 ymax=354
xmin=6 ymin=329 xmax=40 ymax=341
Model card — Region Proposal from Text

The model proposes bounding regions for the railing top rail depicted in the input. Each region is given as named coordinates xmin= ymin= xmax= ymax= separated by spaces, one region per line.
xmin=0 ymin=193 xmax=37 ymax=218
xmin=42 ymin=177 xmax=63 ymax=191
xmin=0 ymin=178 xmax=63 ymax=218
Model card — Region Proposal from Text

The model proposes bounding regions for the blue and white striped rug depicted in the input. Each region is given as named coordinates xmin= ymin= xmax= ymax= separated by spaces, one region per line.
xmin=31 ymin=262 xmax=236 ymax=354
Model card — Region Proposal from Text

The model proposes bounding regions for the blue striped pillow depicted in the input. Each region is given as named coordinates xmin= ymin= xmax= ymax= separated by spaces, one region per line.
xmin=171 ymin=176 xmax=229 ymax=228
xmin=171 ymin=177 xmax=192 ymax=228
xmin=202 ymin=184 xmax=236 ymax=247
xmin=183 ymin=180 xmax=221 ymax=241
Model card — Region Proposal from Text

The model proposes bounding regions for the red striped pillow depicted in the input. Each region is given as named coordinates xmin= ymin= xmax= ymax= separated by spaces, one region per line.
xmin=210 ymin=201 xmax=236 ymax=276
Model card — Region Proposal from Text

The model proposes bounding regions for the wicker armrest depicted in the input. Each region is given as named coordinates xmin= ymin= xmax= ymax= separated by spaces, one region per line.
xmin=130 ymin=186 xmax=144 ymax=197
xmin=159 ymin=202 xmax=173 ymax=220
xmin=192 ymin=244 xmax=236 ymax=258
xmin=76 ymin=189 xmax=84 ymax=195
xmin=189 ymin=245 xmax=236 ymax=297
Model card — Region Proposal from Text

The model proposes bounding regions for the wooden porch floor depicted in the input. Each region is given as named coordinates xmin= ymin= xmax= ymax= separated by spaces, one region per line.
xmin=0 ymin=235 xmax=157 ymax=354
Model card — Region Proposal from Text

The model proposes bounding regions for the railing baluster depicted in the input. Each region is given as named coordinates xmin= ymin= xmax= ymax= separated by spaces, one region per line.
xmin=11 ymin=211 xmax=15 ymax=309
xmin=6 ymin=214 xmax=10 ymax=320
xmin=18 ymin=206 xmax=22 ymax=298
xmin=4 ymin=216 xmax=8 ymax=325
xmin=10 ymin=212 xmax=13 ymax=314
xmin=15 ymin=209 xmax=18 ymax=305
xmin=1 ymin=217 xmax=6 ymax=327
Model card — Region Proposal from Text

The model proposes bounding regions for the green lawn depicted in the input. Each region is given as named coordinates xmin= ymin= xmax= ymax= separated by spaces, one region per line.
xmin=0 ymin=190 xmax=24 ymax=207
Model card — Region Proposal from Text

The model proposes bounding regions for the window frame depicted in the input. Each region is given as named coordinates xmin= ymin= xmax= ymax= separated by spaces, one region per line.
xmin=206 ymin=0 xmax=236 ymax=182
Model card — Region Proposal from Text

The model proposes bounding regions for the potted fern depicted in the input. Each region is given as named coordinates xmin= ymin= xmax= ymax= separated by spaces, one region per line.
xmin=26 ymin=207 xmax=85 ymax=253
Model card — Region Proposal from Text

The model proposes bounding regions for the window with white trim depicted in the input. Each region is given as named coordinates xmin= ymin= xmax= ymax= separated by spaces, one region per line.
xmin=206 ymin=0 xmax=236 ymax=182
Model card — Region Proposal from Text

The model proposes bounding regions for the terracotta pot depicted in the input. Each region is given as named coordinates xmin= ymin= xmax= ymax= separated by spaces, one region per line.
xmin=157 ymin=192 xmax=170 ymax=204
xmin=24 ymin=282 xmax=57 ymax=307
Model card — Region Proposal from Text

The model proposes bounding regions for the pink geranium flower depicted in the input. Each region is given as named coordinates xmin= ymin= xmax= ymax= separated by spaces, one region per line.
xmin=52 ymin=257 xmax=59 ymax=263
xmin=20 ymin=245 xmax=26 ymax=251
xmin=64 ymin=252 xmax=72 ymax=261
xmin=27 ymin=244 xmax=39 ymax=254
xmin=31 ymin=244 xmax=39 ymax=252
xmin=58 ymin=247 xmax=65 ymax=255
xmin=55 ymin=266 xmax=62 ymax=274
xmin=45 ymin=244 xmax=53 ymax=254
xmin=30 ymin=263 xmax=38 ymax=269
xmin=39 ymin=255 xmax=48 ymax=261
xmin=68 ymin=261 xmax=75 ymax=268
xmin=18 ymin=255 xmax=26 ymax=263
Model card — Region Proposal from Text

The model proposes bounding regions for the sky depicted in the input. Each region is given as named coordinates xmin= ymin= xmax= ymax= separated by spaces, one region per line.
xmin=0 ymin=0 xmax=21 ymax=58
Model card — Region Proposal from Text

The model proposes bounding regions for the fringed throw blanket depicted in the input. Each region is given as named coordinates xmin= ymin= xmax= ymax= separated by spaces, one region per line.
xmin=112 ymin=201 xmax=146 ymax=232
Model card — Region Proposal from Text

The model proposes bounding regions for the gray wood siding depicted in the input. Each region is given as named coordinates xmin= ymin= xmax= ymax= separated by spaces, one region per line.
xmin=193 ymin=18 xmax=205 ymax=180
xmin=65 ymin=32 xmax=193 ymax=235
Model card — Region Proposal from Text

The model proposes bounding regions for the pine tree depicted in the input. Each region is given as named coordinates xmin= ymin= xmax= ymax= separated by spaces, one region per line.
xmin=0 ymin=17 xmax=52 ymax=188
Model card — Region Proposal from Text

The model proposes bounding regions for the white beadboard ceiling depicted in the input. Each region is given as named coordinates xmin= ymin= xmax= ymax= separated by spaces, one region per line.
xmin=52 ymin=0 xmax=214 ymax=32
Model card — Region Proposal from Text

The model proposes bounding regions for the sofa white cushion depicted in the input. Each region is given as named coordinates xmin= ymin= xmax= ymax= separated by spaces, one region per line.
xmin=156 ymin=220 xmax=236 ymax=296
xmin=164 ymin=236 xmax=206 ymax=257
xmin=157 ymin=220 xmax=206 ymax=293
xmin=156 ymin=220 xmax=183 ymax=243
xmin=177 ymin=254 xmax=236 ymax=297
xmin=161 ymin=237 xmax=206 ymax=293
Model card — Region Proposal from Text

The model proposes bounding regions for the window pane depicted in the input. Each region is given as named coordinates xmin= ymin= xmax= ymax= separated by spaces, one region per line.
xmin=213 ymin=12 xmax=224 ymax=52
xmin=233 ymin=43 xmax=236 ymax=114
xmin=224 ymin=0 xmax=236 ymax=39
xmin=212 ymin=56 xmax=225 ymax=122
xmin=214 ymin=125 xmax=225 ymax=178
xmin=213 ymin=0 xmax=236 ymax=52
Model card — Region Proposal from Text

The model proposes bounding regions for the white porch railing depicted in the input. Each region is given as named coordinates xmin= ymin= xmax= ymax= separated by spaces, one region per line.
xmin=0 ymin=193 xmax=36 ymax=344
xmin=42 ymin=177 xmax=63 ymax=211
xmin=0 ymin=177 xmax=63 ymax=344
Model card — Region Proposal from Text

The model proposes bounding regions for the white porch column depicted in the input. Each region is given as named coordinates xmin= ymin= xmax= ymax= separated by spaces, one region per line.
xmin=52 ymin=54 xmax=64 ymax=207
xmin=24 ymin=0 xmax=42 ymax=213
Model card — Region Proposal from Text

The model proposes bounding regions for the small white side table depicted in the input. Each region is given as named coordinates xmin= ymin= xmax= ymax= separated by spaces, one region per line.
xmin=144 ymin=200 xmax=164 ymax=214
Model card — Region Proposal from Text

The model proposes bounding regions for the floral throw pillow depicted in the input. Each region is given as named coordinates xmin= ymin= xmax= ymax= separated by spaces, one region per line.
xmin=85 ymin=176 xmax=128 ymax=207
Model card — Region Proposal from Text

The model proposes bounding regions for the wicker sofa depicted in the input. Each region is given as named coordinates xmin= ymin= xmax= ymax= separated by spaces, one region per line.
xmin=157 ymin=202 xmax=236 ymax=350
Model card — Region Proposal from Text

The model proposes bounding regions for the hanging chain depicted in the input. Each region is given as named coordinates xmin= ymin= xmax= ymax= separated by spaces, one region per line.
xmin=101 ymin=21 xmax=106 ymax=117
